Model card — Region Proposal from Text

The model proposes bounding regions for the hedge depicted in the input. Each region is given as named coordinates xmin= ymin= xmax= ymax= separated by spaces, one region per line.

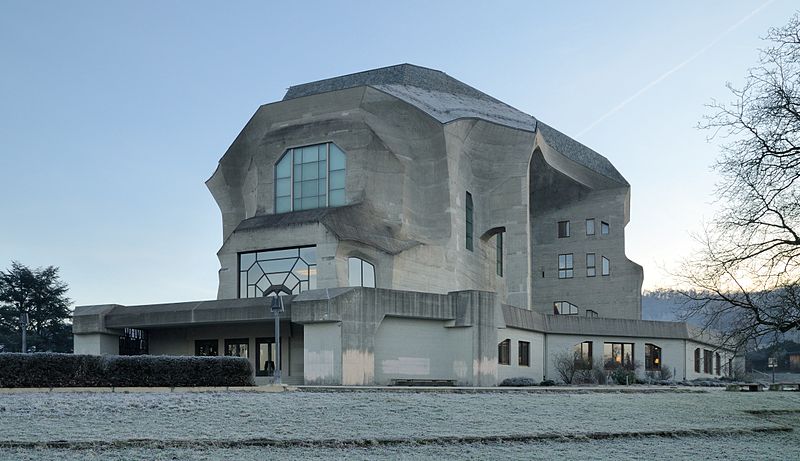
xmin=0 ymin=353 xmax=254 ymax=388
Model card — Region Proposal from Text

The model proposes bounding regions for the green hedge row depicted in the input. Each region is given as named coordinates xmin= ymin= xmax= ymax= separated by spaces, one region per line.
xmin=0 ymin=353 xmax=254 ymax=387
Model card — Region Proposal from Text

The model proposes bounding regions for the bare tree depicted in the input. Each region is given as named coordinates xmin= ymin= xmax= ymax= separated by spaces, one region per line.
xmin=680 ymin=13 xmax=800 ymax=348
xmin=552 ymin=350 xmax=577 ymax=384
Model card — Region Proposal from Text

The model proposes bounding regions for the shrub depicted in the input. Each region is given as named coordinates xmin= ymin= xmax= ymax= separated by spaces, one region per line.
xmin=552 ymin=351 xmax=577 ymax=384
xmin=499 ymin=377 xmax=537 ymax=387
xmin=539 ymin=379 xmax=556 ymax=386
xmin=0 ymin=353 xmax=254 ymax=388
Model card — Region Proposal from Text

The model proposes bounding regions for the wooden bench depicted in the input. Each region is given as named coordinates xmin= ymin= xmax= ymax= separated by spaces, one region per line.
xmin=768 ymin=383 xmax=800 ymax=391
xmin=725 ymin=383 xmax=763 ymax=392
xmin=391 ymin=379 xmax=456 ymax=387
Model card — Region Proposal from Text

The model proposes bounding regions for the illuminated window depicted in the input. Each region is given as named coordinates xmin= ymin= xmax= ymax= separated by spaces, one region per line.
xmin=604 ymin=342 xmax=634 ymax=369
xmin=645 ymin=343 xmax=662 ymax=371
xmin=274 ymin=142 xmax=346 ymax=213
xmin=238 ymin=247 xmax=317 ymax=298
xmin=348 ymin=257 xmax=375 ymax=288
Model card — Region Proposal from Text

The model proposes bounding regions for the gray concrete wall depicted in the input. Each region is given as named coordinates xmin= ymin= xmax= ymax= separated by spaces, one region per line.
xmin=302 ymin=322 xmax=342 ymax=385
xmin=373 ymin=317 xmax=472 ymax=385
xmin=496 ymin=327 xmax=545 ymax=383
xmin=73 ymin=333 xmax=119 ymax=355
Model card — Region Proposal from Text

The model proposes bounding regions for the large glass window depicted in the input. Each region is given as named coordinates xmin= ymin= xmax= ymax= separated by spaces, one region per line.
xmin=274 ymin=142 xmax=346 ymax=213
xmin=466 ymin=192 xmax=474 ymax=251
xmin=574 ymin=341 xmax=593 ymax=370
xmin=604 ymin=342 xmax=634 ymax=369
xmin=558 ymin=254 xmax=573 ymax=279
xmin=645 ymin=343 xmax=662 ymax=371
xmin=498 ymin=339 xmax=510 ymax=365
xmin=348 ymin=257 xmax=375 ymax=288
xmin=554 ymin=301 xmax=578 ymax=315
xmin=195 ymin=339 xmax=218 ymax=356
xmin=239 ymin=247 xmax=317 ymax=298
xmin=225 ymin=338 xmax=249 ymax=358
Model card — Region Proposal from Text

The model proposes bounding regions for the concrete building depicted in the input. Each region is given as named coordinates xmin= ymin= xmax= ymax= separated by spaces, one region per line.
xmin=74 ymin=64 xmax=737 ymax=385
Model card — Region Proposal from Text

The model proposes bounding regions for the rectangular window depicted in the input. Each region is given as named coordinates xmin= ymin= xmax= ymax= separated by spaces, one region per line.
xmin=498 ymin=339 xmax=510 ymax=365
xmin=575 ymin=341 xmax=593 ymax=370
xmin=496 ymin=232 xmax=504 ymax=277
xmin=558 ymin=220 xmax=570 ymax=238
xmin=645 ymin=344 xmax=662 ymax=371
xmin=224 ymin=338 xmax=249 ymax=358
xmin=194 ymin=339 xmax=218 ymax=356
xmin=518 ymin=341 xmax=530 ymax=367
xmin=704 ymin=349 xmax=712 ymax=374
xmin=694 ymin=348 xmax=701 ymax=373
xmin=466 ymin=192 xmax=474 ymax=251
xmin=586 ymin=218 xmax=595 ymax=235
xmin=602 ymin=256 xmax=610 ymax=276
xmin=255 ymin=337 xmax=277 ymax=377
xmin=604 ymin=342 xmax=634 ymax=369
xmin=586 ymin=253 xmax=596 ymax=277
xmin=601 ymin=221 xmax=610 ymax=235
xmin=558 ymin=253 xmax=573 ymax=278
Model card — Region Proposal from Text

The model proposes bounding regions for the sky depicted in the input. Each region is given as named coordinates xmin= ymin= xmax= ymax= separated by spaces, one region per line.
xmin=1 ymin=0 xmax=797 ymax=307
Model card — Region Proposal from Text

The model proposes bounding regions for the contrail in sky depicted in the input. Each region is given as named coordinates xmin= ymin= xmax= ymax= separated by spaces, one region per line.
xmin=576 ymin=0 xmax=775 ymax=137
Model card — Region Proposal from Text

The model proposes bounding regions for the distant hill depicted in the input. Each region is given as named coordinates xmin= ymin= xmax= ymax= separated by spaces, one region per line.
xmin=642 ymin=289 xmax=685 ymax=323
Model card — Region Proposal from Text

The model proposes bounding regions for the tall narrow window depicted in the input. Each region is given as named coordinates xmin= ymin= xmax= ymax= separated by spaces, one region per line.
xmin=466 ymin=192 xmax=474 ymax=251
xmin=498 ymin=339 xmax=510 ymax=365
xmin=518 ymin=341 xmax=530 ymax=367
xmin=586 ymin=253 xmax=596 ymax=277
xmin=558 ymin=254 xmax=573 ymax=278
xmin=496 ymin=232 xmax=504 ymax=277
xmin=704 ymin=349 xmax=712 ymax=373
xmin=601 ymin=256 xmax=610 ymax=276
xmin=645 ymin=343 xmax=662 ymax=371
xmin=574 ymin=341 xmax=593 ymax=369
xmin=601 ymin=221 xmax=610 ymax=235
xmin=694 ymin=348 xmax=701 ymax=373
xmin=255 ymin=338 xmax=277 ymax=377
xmin=558 ymin=220 xmax=570 ymax=238
xmin=586 ymin=218 xmax=595 ymax=236
xmin=348 ymin=257 xmax=376 ymax=288
xmin=274 ymin=142 xmax=346 ymax=213
xmin=715 ymin=353 xmax=721 ymax=375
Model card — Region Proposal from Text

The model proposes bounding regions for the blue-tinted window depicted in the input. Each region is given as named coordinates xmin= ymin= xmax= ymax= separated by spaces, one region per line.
xmin=274 ymin=142 xmax=346 ymax=213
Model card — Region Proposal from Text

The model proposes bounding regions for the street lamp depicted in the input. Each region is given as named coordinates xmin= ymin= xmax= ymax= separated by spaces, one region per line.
xmin=270 ymin=295 xmax=285 ymax=385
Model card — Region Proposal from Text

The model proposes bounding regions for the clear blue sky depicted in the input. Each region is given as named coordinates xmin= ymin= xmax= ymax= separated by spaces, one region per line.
xmin=1 ymin=0 xmax=797 ymax=307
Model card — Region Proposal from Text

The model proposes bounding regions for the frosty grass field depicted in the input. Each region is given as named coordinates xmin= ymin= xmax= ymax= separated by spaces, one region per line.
xmin=1 ymin=388 xmax=798 ymax=460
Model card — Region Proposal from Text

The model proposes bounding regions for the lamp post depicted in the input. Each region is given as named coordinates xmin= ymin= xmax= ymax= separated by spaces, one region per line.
xmin=270 ymin=295 xmax=285 ymax=385
xmin=19 ymin=312 xmax=28 ymax=353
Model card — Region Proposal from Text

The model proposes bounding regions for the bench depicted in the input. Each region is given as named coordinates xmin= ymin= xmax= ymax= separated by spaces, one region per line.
xmin=725 ymin=383 xmax=763 ymax=392
xmin=391 ymin=379 xmax=456 ymax=387
xmin=768 ymin=383 xmax=800 ymax=391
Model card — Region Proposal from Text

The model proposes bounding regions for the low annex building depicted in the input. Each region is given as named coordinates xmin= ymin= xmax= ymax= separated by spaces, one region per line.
xmin=73 ymin=64 xmax=737 ymax=385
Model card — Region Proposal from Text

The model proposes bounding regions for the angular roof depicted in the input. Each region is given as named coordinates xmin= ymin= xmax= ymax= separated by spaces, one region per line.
xmin=283 ymin=64 xmax=627 ymax=185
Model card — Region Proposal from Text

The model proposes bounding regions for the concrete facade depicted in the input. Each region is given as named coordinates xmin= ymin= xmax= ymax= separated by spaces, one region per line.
xmin=73 ymin=64 xmax=736 ymax=385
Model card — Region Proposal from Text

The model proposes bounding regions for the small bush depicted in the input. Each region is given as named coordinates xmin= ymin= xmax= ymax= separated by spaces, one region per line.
xmin=552 ymin=351 xmax=577 ymax=384
xmin=539 ymin=379 xmax=556 ymax=386
xmin=499 ymin=377 xmax=538 ymax=387
xmin=0 ymin=353 xmax=254 ymax=388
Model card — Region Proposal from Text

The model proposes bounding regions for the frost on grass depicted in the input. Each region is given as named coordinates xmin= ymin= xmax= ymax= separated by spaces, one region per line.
xmin=0 ymin=391 xmax=798 ymax=445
